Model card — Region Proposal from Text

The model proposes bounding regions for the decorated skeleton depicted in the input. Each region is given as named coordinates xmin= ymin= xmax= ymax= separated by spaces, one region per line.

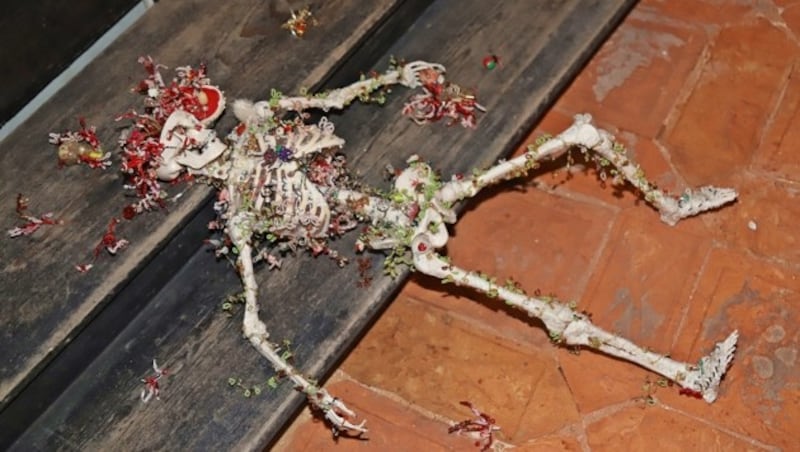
xmin=121 ymin=59 xmax=739 ymax=435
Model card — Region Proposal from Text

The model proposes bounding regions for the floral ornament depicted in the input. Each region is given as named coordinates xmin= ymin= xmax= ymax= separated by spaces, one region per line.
xmin=74 ymin=263 xmax=93 ymax=273
xmin=7 ymin=193 xmax=63 ymax=237
xmin=402 ymin=67 xmax=486 ymax=128
xmin=46 ymin=57 xmax=225 ymax=220
xmin=282 ymin=6 xmax=318 ymax=38
xmin=94 ymin=218 xmax=129 ymax=257
xmin=448 ymin=401 xmax=501 ymax=451
xmin=116 ymin=56 xmax=226 ymax=217
xmin=48 ymin=118 xmax=111 ymax=169
xmin=140 ymin=359 xmax=169 ymax=403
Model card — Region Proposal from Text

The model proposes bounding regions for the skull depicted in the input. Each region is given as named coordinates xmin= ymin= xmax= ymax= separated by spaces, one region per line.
xmin=157 ymin=110 xmax=228 ymax=180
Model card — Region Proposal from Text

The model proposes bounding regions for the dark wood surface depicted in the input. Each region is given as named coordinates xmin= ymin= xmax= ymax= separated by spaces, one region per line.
xmin=1 ymin=0 xmax=637 ymax=450
xmin=0 ymin=0 xmax=141 ymax=125
xmin=0 ymin=0 xmax=420 ymax=443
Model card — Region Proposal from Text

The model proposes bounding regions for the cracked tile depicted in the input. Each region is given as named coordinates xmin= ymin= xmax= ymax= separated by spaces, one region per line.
xmin=557 ymin=11 xmax=708 ymax=138
xmin=556 ymin=208 xmax=711 ymax=413
xmin=665 ymin=248 xmax=800 ymax=450
xmin=585 ymin=405 xmax=767 ymax=451
xmin=662 ymin=18 xmax=797 ymax=186
xmin=341 ymin=296 xmax=581 ymax=443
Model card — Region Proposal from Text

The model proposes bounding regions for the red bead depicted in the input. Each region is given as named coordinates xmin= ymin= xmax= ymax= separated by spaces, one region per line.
xmin=417 ymin=242 xmax=428 ymax=252
xmin=482 ymin=55 xmax=499 ymax=70
xmin=678 ymin=387 xmax=703 ymax=399
xmin=122 ymin=205 xmax=137 ymax=220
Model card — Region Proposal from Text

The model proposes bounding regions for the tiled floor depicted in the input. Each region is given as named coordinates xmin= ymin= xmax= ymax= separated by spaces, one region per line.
xmin=275 ymin=0 xmax=800 ymax=450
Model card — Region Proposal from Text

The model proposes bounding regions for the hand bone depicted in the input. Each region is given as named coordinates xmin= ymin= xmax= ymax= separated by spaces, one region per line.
xmin=399 ymin=61 xmax=447 ymax=88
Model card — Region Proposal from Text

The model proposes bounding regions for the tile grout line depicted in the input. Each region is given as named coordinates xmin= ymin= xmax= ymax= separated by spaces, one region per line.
xmin=545 ymin=398 xmax=645 ymax=451
xmin=551 ymin=365 xmax=593 ymax=452
xmin=658 ymin=26 xmax=715 ymax=143
xmin=404 ymin=292 xmax=553 ymax=354
xmin=525 ymin=177 xmax=625 ymax=214
xmin=754 ymin=0 xmax=799 ymax=44
xmin=658 ymin=402 xmax=781 ymax=451
xmin=669 ymin=244 xmax=713 ymax=352
xmin=749 ymin=58 xmax=797 ymax=172
xmin=570 ymin=201 xmax=619 ymax=302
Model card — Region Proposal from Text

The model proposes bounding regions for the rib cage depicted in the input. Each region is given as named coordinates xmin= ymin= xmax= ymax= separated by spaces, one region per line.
xmin=222 ymin=116 xmax=349 ymax=249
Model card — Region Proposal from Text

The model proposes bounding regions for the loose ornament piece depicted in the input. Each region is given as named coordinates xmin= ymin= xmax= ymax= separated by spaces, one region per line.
xmin=140 ymin=359 xmax=169 ymax=402
xmin=41 ymin=57 xmax=740 ymax=442
xmin=75 ymin=263 xmax=94 ymax=273
xmin=117 ymin=56 xmax=226 ymax=217
xmin=7 ymin=193 xmax=63 ymax=237
xmin=49 ymin=118 xmax=111 ymax=169
xmin=31 ymin=57 xmax=226 ymax=270
xmin=94 ymin=218 xmax=129 ymax=257
xmin=482 ymin=54 xmax=500 ymax=70
xmin=282 ymin=6 xmax=318 ymax=38
xmin=402 ymin=66 xmax=485 ymax=128
xmin=449 ymin=401 xmax=501 ymax=451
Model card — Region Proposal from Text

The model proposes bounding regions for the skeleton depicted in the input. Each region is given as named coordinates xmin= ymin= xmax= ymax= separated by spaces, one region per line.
xmin=150 ymin=60 xmax=739 ymax=436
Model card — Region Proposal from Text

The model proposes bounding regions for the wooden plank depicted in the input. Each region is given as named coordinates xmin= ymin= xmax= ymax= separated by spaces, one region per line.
xmin=0 ymin=0 xmax=410 ymax=420
xmin=0 ymin=0 xmax=140 ymax=125
xmin=6 ymin=0 xmax=637 ymax=450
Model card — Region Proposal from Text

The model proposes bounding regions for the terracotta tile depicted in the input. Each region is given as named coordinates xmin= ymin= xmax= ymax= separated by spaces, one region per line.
xmin=662 ymin=18 xmax=796 ymax=186
xmin=754 ymin=63 xmax=800 ymax=182
xmin=515 ymin=434 xmax=582 ymax=451
xmin=665 ymin=248 xmax=800 ymax=450
xmin=585 ymin=405 xmax=766 ymax=451
xmin=401 ymin=113 xmax=617 ymax=353
xmin=341 ymin=296 xmax=581 ymax=443
xmin=445 ymin=186 xmax=616 ymax=302
xmin=557 ymin=349 xmax=652 ymax=415
xmin=780 ymin=3 xmax=800 ymax=37
xmin=405 ymin=185 xmax=615 ymax=347
xmin=700 ymin=176 xmax=800 ymax=263
xmin=272 ymin=377 xmax=473 ymax=451
xmin=639 ymin=0 xmax=768 ymax=26
xmin=556 ymin=9 xmax=707 ymax=138
xmin=583 ymin=209 xmax=711 ymax=350
xmin=402 ymin=276 xmax=554 ymax=350
xmin=557 ymin=208 xmax=712 ymax=413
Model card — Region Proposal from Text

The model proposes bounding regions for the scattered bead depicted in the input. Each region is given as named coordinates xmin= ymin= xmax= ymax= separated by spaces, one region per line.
xmin=482 ymin=54 xmax=500 ymax=70
xmin=678 ymin=387 xmax=703 ymax=399
xmin=276 ymin=145 xmax=294 ymax=162
xmin=122 ymin=205 xmax=137 ymax=220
